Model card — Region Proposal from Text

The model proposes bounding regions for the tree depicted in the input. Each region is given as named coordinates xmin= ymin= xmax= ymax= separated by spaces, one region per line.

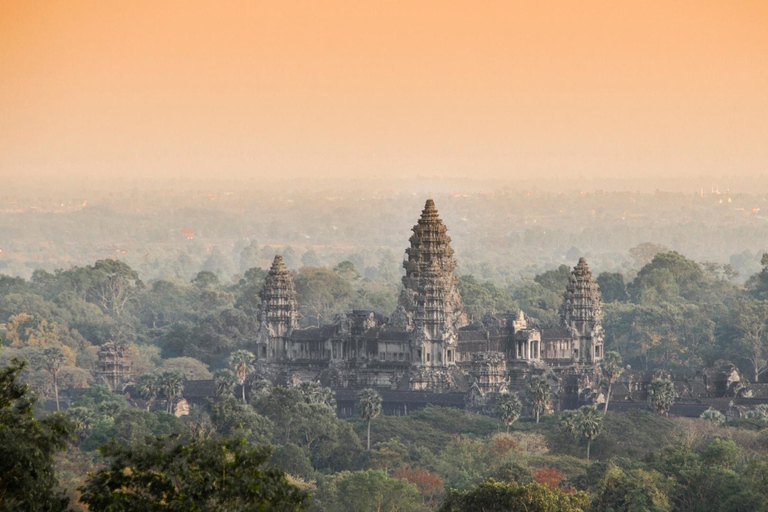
xmin=574 ymin=405 xmax=603 ymax=460
xmin=88 ymin=259 xmax=143 ymax=317
xmin=330 ymin=470 xmax=423 ymax=512
xmin=648 ymin=378 xmax=676 ymax=416
xmin=294 ymin=268 xmax=353 ymax=327
xmin=526 ymin=375 xmax=551 ymax=423
xmin=495 ymin=392 xmax=522 ymax=432
xmin=161 ymin=357 xmax=212 ymax=380
xmin=438 ymin=479 xmax=589 ymax=512
xmin=79 ymin=436 xmax=308 ymax=511
xmin=158 ymin=370 xmax=184 ymax=413
xmin=213 ymin=369 xmax=237 ymax=397
xmin=333 ymin=260 xmax=361 ymax=281
xmin=700 ymin=408 xmax=726 ymax=426
xmin=191 ymin=270 xmax=219 ymax=289
xmin=136 ymin=373 xmax=159 ymax=411
xmin=42 ymin=346 xmax=66 ymax=411
xmin=229 ymin=349 xmax=255 ymax=403
xmin=599 ymin=351 xmax=624 ymax=413
xmin=297 ymin=381 xmax=337 ymax=409
xmin=357 ymin=388 xmax=382 ymax=450
xmin=596 ymin=272 xmax=628 ymax=303
xmin=534 ymin=265 xmax=572 ymax=292
xmin=0 ymin=359 xmax=72 ymax=510
xmin=727 ymin=299 xmax=768 ymax=382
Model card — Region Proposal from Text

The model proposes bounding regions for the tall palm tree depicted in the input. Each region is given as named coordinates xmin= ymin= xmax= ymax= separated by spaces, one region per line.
xmin=213 ymin=369 xmax=237 ymax=397
xmin=575 ymin=405 xmax=603 ymax=460
xmin=648 ymin=378 xmax=676 ymax=416
xmin=136 ymin=373 xmax=159 ymax=411
xmin=599 ymin=351 xmax=624 ymax=413
xmin=229 ymin=350 xmax=255 ymax=403
xmin=356 ymin=388 xmax=382 ymax=450
xmin=43 ymin=346 xmax=66 ymax=411
xmin=495 ymin=392 xmax=523 ymax=432
xmin=526 ymin=375 xmax=551 ymax=423
xmin=159 ymin=370 xmax=184 ymax=413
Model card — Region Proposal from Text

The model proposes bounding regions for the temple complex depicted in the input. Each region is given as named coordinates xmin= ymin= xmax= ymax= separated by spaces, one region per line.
xmin=253 ymin=199 xmax=604 ymax=399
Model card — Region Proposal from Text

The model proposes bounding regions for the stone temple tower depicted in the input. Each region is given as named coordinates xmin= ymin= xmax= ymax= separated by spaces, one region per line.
xmin=257 ymin=255 xmax=298 ymax=360
xmin=398 ymin=199 xmax=467 ymax=366
xmin=561 ymin=257 xmax=604 ymax=365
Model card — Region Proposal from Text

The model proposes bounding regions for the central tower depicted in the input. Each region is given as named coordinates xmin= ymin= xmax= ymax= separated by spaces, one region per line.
xmin=561 ymin=257 xmax=604 ymax=365
xmin=398 ymin=199 xmax=467 ymax=366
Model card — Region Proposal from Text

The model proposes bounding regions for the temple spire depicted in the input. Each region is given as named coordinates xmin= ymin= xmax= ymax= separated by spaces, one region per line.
xmin=257 ymin=255 xmax=298 ymax=360
xmin=398 ymin=199 xmax=467 ymax=365
xmin=561 ymin=257 xmax=604 ymax=364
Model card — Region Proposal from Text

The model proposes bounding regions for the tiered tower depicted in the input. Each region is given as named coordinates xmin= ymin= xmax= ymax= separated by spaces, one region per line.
xmin=96 ymin=342 xmax=132 ymax=391
xmin=561 ymin=257 xmax=604 ymax=364
xmin=400 ymin=199 xmax=467 ymax=366
xmin=257 ymin=255 xmax=299 ymax=360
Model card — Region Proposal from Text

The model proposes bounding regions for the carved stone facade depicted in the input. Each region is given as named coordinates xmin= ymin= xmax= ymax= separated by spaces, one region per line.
xmin=254 ymin=199 xmax=604 ymax=395
xmin=95 ymin=342 xmax=133 ymax=391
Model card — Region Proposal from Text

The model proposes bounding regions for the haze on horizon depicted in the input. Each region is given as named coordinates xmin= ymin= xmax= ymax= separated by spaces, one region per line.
xmin=1 ymin=1 xmax=767 ymax=184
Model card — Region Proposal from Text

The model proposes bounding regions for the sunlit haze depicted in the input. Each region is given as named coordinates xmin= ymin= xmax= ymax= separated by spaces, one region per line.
xmin=1 ymin=1 xmax=767 ymax=184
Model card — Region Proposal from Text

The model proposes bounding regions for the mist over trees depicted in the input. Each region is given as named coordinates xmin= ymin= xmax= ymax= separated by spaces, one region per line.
xmin=6 ymin=181 xmax=768 ymax=510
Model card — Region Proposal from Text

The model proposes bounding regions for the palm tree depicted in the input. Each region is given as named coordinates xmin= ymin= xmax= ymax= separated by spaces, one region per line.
xmin=574 ymin=405 xmax=603 ymax=460
xmin=495 ymin=392 xmax=523 ymax=432
xmin=559 ymin=410 xmax=578 ymax=436
xmin=229 ymin=350 xmax=255 ymax=403
xmin=136 ymin=373 xmax=159 ymax=411
xmin=356 ymin=388 xmax=382 ymax=450
xmin=213 ymin=369 xmax=237 ymax=397
xmin=648 ymin=378 xmax=676 ymax=416
xmin=526 ymin=375 xmax=551 ymax=423
xmin=700 ymin=408 xmax=725 ymax=426
xmin=159 ymin=370 xmax=184 ymax=413
xmin=43 ymin=346 xmax=66 ymax=411
xmin=599 ymin=351 xmax=624 ymax=413
xmin=66 ymin=406 xmax=96 ymax=444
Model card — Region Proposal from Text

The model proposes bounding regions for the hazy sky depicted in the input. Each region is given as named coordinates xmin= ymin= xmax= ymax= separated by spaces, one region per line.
xmin=1 ymin=1 xmax=766 ymax=182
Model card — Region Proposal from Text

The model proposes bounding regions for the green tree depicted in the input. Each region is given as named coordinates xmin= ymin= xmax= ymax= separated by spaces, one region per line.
xmin=575 ymin=405 xmax=603 ymax=460
xmin=495 ymin=392 xmax=522 ymax=433
xmin=213 ymin=368 xmax=237 ymax=397
xmin=534 ymin=265 xmax=571 ymax=292
xmin=357 ymin=388 xmax=383 ymax=450
xmin=158 ymin=370 xmax=184 ymax=413
xmin=438 ymin=479 xmax=589 ymax=512
xmin=87 ymin=259 xmax=143 ymax=317
xmin=136 ymin=373 xmax=159 ymax=411
xmin=599 ymin=351 xmax=623 ymax=413
xmin=79 ymin=436 xmax=308 ymax=511
xmin=297 ymin=381 xmax=337 ymax=410
xmin=526 ymin=375 xmax=551 ymax=423
xmin=0 ymin=359 xmax=72 ymax=511
xmin=590 ymin=463 xmax=671 ymax=512
xmin=191 ymin=270 xmax=220 ymax=289
xmin=329 ymin=470 xmax=423 ymax=512
xmin=727 ymin=299 xmax=768 ymax=382
xmin=294 ymin=268 xmax=353 ymax=327
xmin=596 ymin=272 xmax=629 ymax=303
xmin=42 ymin=346 xmax=66 ymax=411
xmin=699 ymin=408 xmax=725 ymax=426
xmin=648 ymin=378 xmax=676 ymax=416
xmin=229 ymin=349 xmax=255 ymax=403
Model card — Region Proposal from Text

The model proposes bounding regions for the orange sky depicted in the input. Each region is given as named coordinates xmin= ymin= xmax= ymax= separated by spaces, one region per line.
xmin=1 ymin=1 xmax=766 ymax=181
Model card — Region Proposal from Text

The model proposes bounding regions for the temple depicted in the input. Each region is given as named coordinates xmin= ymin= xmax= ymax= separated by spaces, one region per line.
xmin=252 ymin=199 xmax=604 ymax=399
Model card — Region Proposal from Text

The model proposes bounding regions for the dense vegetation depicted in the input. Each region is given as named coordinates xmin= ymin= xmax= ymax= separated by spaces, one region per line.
xmin=5 ymin=238 xmax=768 ymax=509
